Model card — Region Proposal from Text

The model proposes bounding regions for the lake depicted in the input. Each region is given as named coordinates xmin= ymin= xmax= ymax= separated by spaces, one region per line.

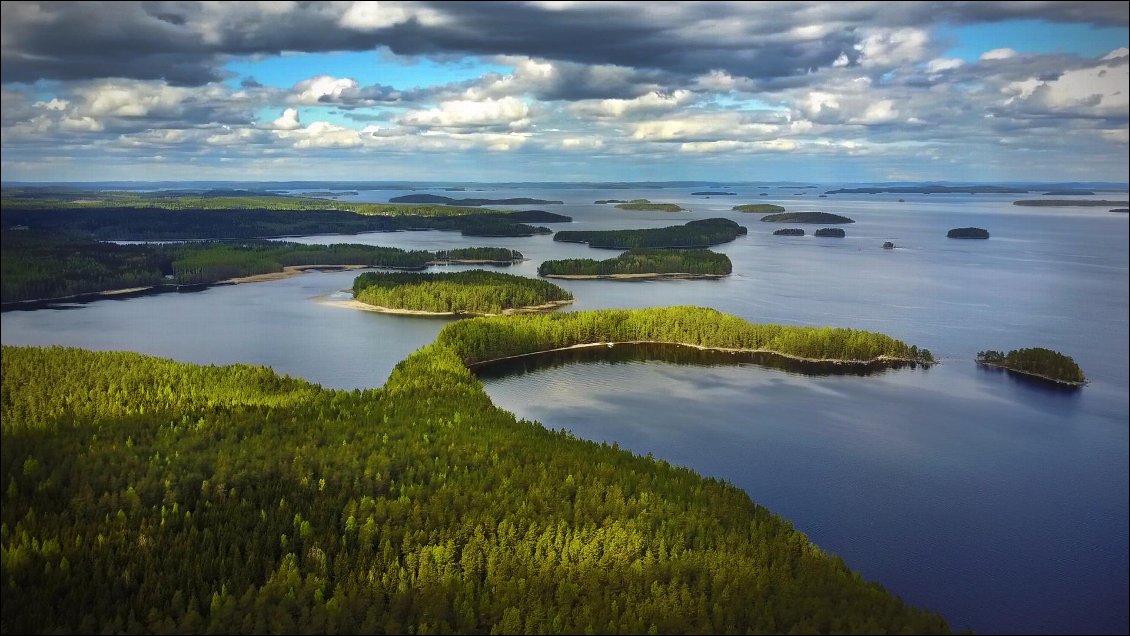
xmin=3 ymin=185 xmax=1127 ymax=633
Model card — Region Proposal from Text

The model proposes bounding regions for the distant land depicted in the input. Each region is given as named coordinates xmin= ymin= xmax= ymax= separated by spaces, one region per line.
xmin=691 ymin=191 xmax=736 ymax=196
xmin=1111 ymin=208 xmax=1129 ymax=213
xmin=1043 ymin=189 xmax=1094 ymax=195
xmin=734 ymin=204 xmax=786 ymax=213
xmin=826 ymin=185 xmax=1028 ymax=194
xmin=614 ymin=199 xmax=686 ymax=212
xmin=1013 ymin=199 xmax=1130 ymax=207
xmin=760 ymin=212 xmax=855 ymax=224
xmin=389 ymin=194 xmax=564 ymax=206
xmin=594 ymin=199 xmax=629 ymax=204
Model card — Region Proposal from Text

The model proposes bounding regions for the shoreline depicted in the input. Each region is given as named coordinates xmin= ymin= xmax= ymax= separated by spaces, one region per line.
xmin=542 ymin=272 xmax=726 ymax=280
xmin=220 ymin=263 xmax=372 ymax=285
xmin=975 ymin=360 xmax=1085 ymax=387
xmin=464 ymin=340 xmax=930 ymax=368
xmin=319 ymin=297 xmax=574 ymax=317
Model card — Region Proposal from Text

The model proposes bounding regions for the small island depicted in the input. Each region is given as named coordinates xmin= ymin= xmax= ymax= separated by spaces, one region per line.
xmin=826 ymin=186 xmax=1028 ymax=195
xmin=773 ymin=228 xmax=804 ymax=236
xmin=389 ymin=194 xmax=564 ymax=206
xmin=594 ymin=199 xmax=629 ymax=204
xmin=976 ymin=347 xmax=1085 ymax=387
xmin=554 ymin=218 xmax=747 ymax=249
xmin=883 ymin=241 xmax=896 ymax=249
xmin=614 ymin=199 xmax=686 ymax=212
xmin=814 ymin=228 xmax=846 ymax=237
xmin=947 ymin=227 xmax=990 ymax=239
xmin=429 ymin=248 xmax=524 ymax=265
xmin=692 ymin=191 xmax=736 ymax=196
xmin=733 ymin=203 xmax=785 ymax=213
xmin=1109 ymin=208 xmax=1128 ymax=213
xmin=760 ymin=212 xmax=855 ymax=224
xmin=1043 ymin=189 xmax=1095 ymax=195
xmin=1013 ymin=199 xmax=1129 ymax=207
xmin=348 ymin=270 xmax=573 ymax=316
xmin=759 ymin=193 xmax=769 ymax=196
xmin=505 ymin=209 xmax=572 ymax=223
xmin=539 ymin=248 xmax=730 ymax=280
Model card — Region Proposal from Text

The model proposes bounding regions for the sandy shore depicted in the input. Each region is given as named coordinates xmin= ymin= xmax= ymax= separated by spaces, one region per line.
xmin=221 ymin=264 xmax=369 ymax=284
xmin=319 ymin=297 xmax=573 ymax=317
xmin=543 ymin=272 xmax=726 ymax=280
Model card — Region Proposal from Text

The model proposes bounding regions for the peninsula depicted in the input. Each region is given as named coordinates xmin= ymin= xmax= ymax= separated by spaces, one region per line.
xmin=977 ymin=347 xmax=1085 ymax=387
xmin=538 ymin=248 xmax=731 ymax=279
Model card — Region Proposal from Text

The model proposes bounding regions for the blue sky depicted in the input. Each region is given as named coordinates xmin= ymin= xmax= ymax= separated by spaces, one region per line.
xmin=1 ymin=2 xmax=1126 ymax=182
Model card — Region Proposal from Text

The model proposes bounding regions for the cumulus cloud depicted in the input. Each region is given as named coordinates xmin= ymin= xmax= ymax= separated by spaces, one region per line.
xmin=980 ymin=48 xmax=1018 ymax=61
xmin=400 ymin=97 xmax=531 ymax=130
xmin=290 ymin=75 xmax=403 ymax=107
xmin=271 ymin=108 xmax=301 ymax=131
xmin=571 ymin=90 xmax=696 ymax=119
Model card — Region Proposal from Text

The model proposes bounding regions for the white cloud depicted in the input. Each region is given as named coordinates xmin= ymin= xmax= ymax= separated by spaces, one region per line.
xmin=980 ymin=48 xmax=1018 ymax=61
xmin=292 ymin=76 xmax=358 ymax=105
xmin=1101 ymin=48 xmax=1129 ymax=61
xmin=401 ymin=97 xmax=531 ymax=129
xmin=926 ymin=58 xmax=964 ymax=74
xmin=679 ymin=139 xmax=796 ymax=153
xmin=272 ymin=108 xmax=301 ymax=131
xmin=1004 ymin=56 xmax=1129 ymax=117
xmin=851 ymin=99 xmax=899 ymax=124
xmin=339 ymin=2 xmax=445 ymax=30
xmin=631 ymin=113 xmax=777 ymax=142
xmin=573 ymin=90 xmax=694 ymax=119
xmin=288 ymin=121 xmax=363 ymax=149
xmin=833 ymin=53 xmax=850 ymax=68
xmin=34 ymin=98 xmax=69 ymax=111
xmin=855 ymin=28 xmax=930 ymax=68
xmin=559 ymin=136 xmax=604 ymax=149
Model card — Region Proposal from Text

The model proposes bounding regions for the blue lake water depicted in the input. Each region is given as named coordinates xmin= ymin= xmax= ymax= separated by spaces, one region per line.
xmin=2 ymin=185 xmax=1127 ymax=633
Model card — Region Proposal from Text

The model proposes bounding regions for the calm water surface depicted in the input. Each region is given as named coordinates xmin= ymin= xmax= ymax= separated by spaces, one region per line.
xmin=3 ymin=186 xmax=1127 ymax=633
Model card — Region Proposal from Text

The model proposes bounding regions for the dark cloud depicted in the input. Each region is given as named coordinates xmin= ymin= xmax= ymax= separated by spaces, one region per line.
xmin=2 ymin=1 xmax=1125 ymax=86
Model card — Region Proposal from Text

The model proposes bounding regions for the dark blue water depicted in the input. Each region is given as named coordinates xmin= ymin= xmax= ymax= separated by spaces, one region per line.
xmin=3 ymin=185 xmax=1127 ymax=633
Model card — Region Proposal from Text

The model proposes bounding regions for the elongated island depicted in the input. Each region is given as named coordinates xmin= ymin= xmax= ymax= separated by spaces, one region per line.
xmin=343 ymin=269 xmax=573 ymax=316
xmin=760 ymin=212 xmax=855 ymax=224
xmin=614 ymin=199 xmax=686 ymax=212
xmin=976 ymin=347 xmax=1086 ymax=387
xmin=539 ymin=248 xmax=731 ymax=279
xmin=554 ymin=218 xmax=746 ymax=249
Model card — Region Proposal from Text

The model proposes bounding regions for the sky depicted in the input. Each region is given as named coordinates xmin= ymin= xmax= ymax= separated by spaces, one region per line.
xmin=1 ymin=1 xmax=1127 ymax=183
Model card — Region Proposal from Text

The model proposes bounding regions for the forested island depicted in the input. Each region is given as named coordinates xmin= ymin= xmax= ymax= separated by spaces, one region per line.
xmin=613 ymin=199 xmax=686 ymax=212
xmin=349 ymin=270 xmax=573 ymax=316
xmin=594 ymin=199 xmax=629 ymax=204
xmin=1112 ymin=208 xmax=1129 ymax=213
xmin=947 ymin=227 xmax=990 ymax=239
xmin=1043 ymin=189 xmax=1094 ymax=195
xmin=538 ymin=249 xmax=731 ymax=279
xmin=977 ymin=347 xmax=1085 ymax=386
xmin=388 ymin=194 xmax=564 ymax=206
xmin=734 ymin=203 xmax=786 ymax=213
xmin=760 ymin=212 xmax=855 ymax=224
xmin=459 ymin=221 xmax=552 ymax=237
xmin=815 ymin=228 xmax=846 ymax=237
xmin=0 ymin=232 xmax=524 ymax=306
xmin=825 ymin=186 xmax=1027 ymax=195
xmin=1 ymin=310 xmax=949 ymax=633
xmin=1013 ymin=199 xmax=1129 ymax=207
xmin=883 ymin=242 xmax=896 ymax=249
xmin=554 ymin=218 xmax=747 ymax=249
xmin=774 ymin=228 xmax=805 ymax=236
xmin=691 ymin=191 xmax=735 ymax=196
xmin=430 ymin=247 xmax=524 ymax=265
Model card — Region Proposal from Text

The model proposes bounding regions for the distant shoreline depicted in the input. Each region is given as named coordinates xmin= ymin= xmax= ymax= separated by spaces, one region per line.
xmin=542 ymin=272 xmax=726 ymax=280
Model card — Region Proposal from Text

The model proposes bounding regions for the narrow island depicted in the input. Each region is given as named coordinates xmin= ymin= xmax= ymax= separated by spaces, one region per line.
xmin=502 ymin=209 xmax=572 ymax=223
xmin=538 ymin=248 xmax=731 ymax=280
xmin=976 ymin=347 xmax=1085 ymax=387
xmin=947 ymin=227 xmax=990 ymax=239
xmin=1043 ymin=189 xmax=1095 ymax=195
xmin=760 ymin=212 xmax=855 ymax=224
xmin=389 ymin=194 xmax=564 ymax=206
xmin=1013 ymin=199 xmax=1129 ymax=207
xmin=692 ymin=191 xmax=736 ymax=196
xmin=554 ymin=218 xmax=747 ymax=249
xmin=883 ymin=241 xmax=896 ymax=249
xmin=1112 ymin=208 xmax=1129 ymax=213
xmin=614 ymin=199 xmax=686 ymax=212
xmin=814 ymin=228 xmax=846 ymax=237
xmin=733 ymin=203 xmax=785 ymax=213
xmin=429 ymin=247 xmax=524 ymax=265
xmin=344 ymin=270 xmax=573 ymax=316
xmin=826 ymin=185 xmax=1028 ymax=195
xmin=594 ymin=199 xmax=629 ymax=204
xmin=773 ymin=228 xmax=804 ymax=236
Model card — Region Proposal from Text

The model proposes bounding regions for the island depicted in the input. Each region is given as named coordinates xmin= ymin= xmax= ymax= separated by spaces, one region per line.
xmin=389 ymin=194 xmax=564 ymax=206
xmin=1112 ymin=208 xmax=1129 ymax=213
xmin=347 ymin=270 xmax=573 ymax=316
xmin=503 ymin=209 xmax=572 ymax=223
xmin=1043 ymin=189 xmax=1095 ymax=195
xmin=459 ymin=221 xmax=553 ymax=237
xmin=429 ymin=247 xmax=524 ymax=265
xmin=594 ymin=199 xmax=629 ymax=204
xmin=814 ymin=228 xmax=846 ymax=237
xmin=691 ymin=191 xmax=736 ymax=196
xmin=773 ymin=228 xmax=805 ymax=236
xmin=538 ymin=248 xmax=731 ymax=279
xmin=883 ymin=241 xmax=896 ymax=249
xmin=614 ymin=199 xmax=686 ymax=212
xmin=554 ymin=218 xmax=747 ymax=249
xmin=1 ymin=308 xmax=950 ymax=635
xmin=733 ymin=203 xmax=786 ymax=213
xmin=977 ymin=347 xmax=1085 ymax=387
xmin=825 ymin=185 xmax=1028 ymax=195
xmin=759 ymin=192 xmax=769 ymax=196
xmin=1013 ymin=199 xmax=1129 ymax=207
xmin=947 ymin=227 xmax=990 ymax=239
xmin=760 ymin=212 xmax=855 ymax=224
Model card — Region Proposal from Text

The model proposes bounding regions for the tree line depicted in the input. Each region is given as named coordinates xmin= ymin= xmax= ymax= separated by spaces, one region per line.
xmin=538 ymin=249 xmax=731 ymax=277
xmin=976 ymin=347 xmax=1085 ymax=383
xmin=554 ymin=218 xmax=747 ymax=249
xmin=352 ymin=270 xmax=572 ymax=315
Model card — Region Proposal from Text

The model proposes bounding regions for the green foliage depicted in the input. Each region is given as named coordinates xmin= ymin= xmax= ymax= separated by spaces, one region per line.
xmin=555 ymin=218 xmax=747 ymax=249
xmin=613 ymin=200 xmax=686 ymax=212
xmin=733 ymin=204 xmax=786 ymax=213
xmin=1 ymin=326 xmax=949 ymax=634
xmin=977 ymin=348 xmax=1085 ymax=384
xmin=432 ymin=248 xmax=523 ymax=263
xmin=760 ymin=212 xmax=855 ymax=224
xmin=352 ymin=270 xmax=573 ymax=314
xmin=437 ymin=306 xmax=936 ymax=366
xmin=946 ymin=227 xmax=989 ymax=239
xmin=538 ymin=249 xmax=731 ymax=277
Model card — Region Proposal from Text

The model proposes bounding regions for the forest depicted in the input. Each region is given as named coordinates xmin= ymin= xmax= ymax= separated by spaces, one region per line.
xmin=946 ymin=227 xmax=990 ymax=239
xmin=613 ymin=200 xmax=686 ymax=212
xmin=554 ymin=218 xmax=747 ymax=249
xmin=976 ymin=347 xmax=1085 ymax=384
xmin=759 ymin=212 xmax=855 ymax=224
xmin=431 ymin=248 xmax=524 ymax=264
xmin=1 ymin=309 xmax=950 ymax=634
xmin=0 ymin=233 xmax=524 ymax=304
xmin=538 ymin=249 xmax=731 ymax=277
xmin=440 ymin=306 xmax=936 ymax=366
xmin=733 ymin=204 xmax=785 ymax=213
xmin=352 ymin=270 xmax=573 ymax=315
